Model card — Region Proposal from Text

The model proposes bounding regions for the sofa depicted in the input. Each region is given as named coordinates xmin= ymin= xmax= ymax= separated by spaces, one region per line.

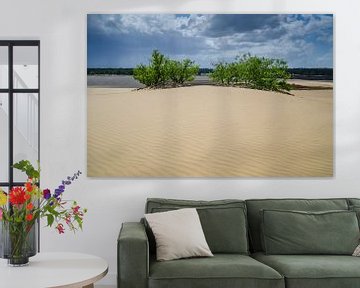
xmin=118 ymin=198 xmax=360 ymax=288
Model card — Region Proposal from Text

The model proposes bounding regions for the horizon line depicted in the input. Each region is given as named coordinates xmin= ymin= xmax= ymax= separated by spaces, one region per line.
xmin=87 ymin=67 xmax=334 ymax=70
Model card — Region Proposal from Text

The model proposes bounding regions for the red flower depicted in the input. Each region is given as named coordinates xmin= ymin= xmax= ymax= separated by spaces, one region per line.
xmin=26 ymin=214 xmax=33 ymax=221
xmin=24 ymin=193 xmax=31 ymax=200
xmin=25 ymin=182 xmax=33 ymax=192
xmin=26 ymin=203 xmax=34 ymax=210
xmin=9 ymin=187 xmax=26 ymax=205
xmin=56 ymin=223 xmax=65 ymax=234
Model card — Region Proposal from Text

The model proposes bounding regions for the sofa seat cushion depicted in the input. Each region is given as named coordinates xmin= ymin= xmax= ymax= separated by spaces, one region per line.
xmin=149 ymin=254 xmax=284 ymax=288
xmin=252 ymin=252 xmax=360 ymax=288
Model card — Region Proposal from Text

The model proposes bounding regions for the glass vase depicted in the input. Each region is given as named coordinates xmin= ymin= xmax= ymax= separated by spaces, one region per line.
xmin=0 ymin=220 xmax=37 ymax=266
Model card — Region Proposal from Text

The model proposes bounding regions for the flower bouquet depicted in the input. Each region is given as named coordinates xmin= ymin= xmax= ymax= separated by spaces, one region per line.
xmin=0 ymin=160 xmax=87 ymax=266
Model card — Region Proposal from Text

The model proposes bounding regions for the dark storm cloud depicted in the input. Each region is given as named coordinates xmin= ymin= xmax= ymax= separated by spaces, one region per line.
xmin=87 ymin=14 xmax=333 ymax=68
xmin=204 ymin=14 xmax=281 ymax=37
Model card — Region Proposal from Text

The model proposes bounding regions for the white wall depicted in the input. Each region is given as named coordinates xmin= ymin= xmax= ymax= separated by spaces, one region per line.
xmin=1 ymin=0 xmax=360 ymax=286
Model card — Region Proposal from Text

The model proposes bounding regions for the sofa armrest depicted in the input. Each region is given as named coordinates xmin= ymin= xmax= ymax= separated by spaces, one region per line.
xmin=118 ymin=222 xmax=149 ymax=288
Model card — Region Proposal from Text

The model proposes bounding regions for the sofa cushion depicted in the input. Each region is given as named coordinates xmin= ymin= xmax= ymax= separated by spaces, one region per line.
xmin=145 ymin=208 xmax=213 ymax=261
xmin=346 ymin=199 xmax=360 ymax=229
xmin=146 ymin=198 xmax=248 ymax=254
xmin=246 ymin=198 xmax=349 ymax=252
xmin=261 ymin=209 xmax=359 ymax=255
xmin=149 ymin=254 xmax=284 ymax=288
xmin=349 ymin=205 xmax=360 ymax=228
xmin=347 ymin=198 xmax=360 ymax=207
xmin=252 ymin=252 xmax=360 ymax=288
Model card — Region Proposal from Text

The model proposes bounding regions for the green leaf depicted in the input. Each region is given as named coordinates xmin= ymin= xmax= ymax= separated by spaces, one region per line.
xmin=12 ymin=160 xmax=40 ymax=180
xmin=47 ymin=214 xmax=54 ymax=227
xmin=46 ymin=205 xmax=60 ymax=217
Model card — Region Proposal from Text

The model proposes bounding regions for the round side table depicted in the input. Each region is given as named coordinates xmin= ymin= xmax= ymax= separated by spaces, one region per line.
xmin=0 ymin=252 xmax=108 ymax=288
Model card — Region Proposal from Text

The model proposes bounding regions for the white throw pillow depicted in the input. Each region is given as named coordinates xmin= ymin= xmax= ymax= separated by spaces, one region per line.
xmin=353 ymin=244 xmax=360 ymax=256
xmin=145 ymin=208 xmax=213 ymax=261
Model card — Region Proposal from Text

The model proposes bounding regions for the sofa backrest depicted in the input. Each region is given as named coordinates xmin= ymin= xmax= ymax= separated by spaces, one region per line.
xmin=245 ymin=198 xmax=349 ymax=252
xmin=145 ymin=198 xmax=249 ymax=255
xmin=348 ymin=198 xmax=360 ymax=207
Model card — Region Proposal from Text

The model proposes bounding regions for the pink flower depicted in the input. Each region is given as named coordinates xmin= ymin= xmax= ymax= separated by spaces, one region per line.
xmin=56 ymin=223 xmax=65 ymax=234
xmin=65 ymin=214 xmax=71 ymax=225
xmin=72 ymin=205 xmax=80 ymax=215
xmin=0 ymin=208 xmax=3 ymax=220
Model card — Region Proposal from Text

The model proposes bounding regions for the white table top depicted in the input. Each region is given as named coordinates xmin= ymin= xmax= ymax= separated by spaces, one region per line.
xmin=0 ymin=252 xmax=108 ymax=288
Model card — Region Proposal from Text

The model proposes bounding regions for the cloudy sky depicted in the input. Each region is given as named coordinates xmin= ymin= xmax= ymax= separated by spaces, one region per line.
xmin=87 ymin=14 xmax=333 ymax=69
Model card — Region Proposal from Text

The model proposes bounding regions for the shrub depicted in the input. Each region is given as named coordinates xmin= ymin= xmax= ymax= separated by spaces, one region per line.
xmin=133 ymin=64 xmax=156 ymax=87
xmin=211 ymin=54 xmax=291 ymax=92
xmin=133 ymin=50 xmax=169 ymax=87
xmin=168 ymin=59 xmax=199 ymax=85
xmin=133 ymin=50 xmax=199 ymax=88
xmin=210 ymin=62 xmax=228 ymax=85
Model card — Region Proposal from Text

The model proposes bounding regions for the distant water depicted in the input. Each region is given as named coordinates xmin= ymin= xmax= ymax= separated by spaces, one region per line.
xmin=87 ymin=75 xmax=212 ymax=88
xmin=87 ymin=75 xmax=144 ymax=88
xmin=87 ymin=75 xmax=332 ymax=89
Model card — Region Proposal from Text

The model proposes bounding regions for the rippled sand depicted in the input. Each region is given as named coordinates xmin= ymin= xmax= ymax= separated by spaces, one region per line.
xmin=87 ymin=84 xmax=333 ymax=177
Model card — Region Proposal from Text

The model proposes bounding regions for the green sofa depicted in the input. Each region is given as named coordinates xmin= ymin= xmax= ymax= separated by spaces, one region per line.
xmin=118 ymin=198 xmax=360 ymax=288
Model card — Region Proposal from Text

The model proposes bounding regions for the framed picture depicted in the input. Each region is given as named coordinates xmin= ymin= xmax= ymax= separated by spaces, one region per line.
xmin=87 ymin=14 xmax=333 ymax=177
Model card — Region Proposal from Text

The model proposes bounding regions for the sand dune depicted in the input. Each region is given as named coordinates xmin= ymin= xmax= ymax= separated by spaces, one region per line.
xmin=87 ymin=84 xmax=333 ymax=177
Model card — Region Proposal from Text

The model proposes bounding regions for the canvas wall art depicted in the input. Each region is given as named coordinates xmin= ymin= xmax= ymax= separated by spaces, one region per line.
xmin=87 ymin=14 xmax=333 ymax=177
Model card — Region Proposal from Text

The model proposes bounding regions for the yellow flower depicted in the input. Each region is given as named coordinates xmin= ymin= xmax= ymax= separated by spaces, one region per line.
xmin=0 ymin=190 xmax=7 ymax=206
